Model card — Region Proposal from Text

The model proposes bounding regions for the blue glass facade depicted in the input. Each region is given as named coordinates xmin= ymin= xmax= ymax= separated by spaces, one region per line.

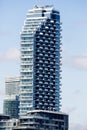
xmin=19 ymin=6 xmax=62 ymax=116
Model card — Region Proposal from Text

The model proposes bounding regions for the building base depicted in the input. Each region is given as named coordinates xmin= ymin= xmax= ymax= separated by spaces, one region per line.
xmin=13 ymin=110 xmax=68 ymax=130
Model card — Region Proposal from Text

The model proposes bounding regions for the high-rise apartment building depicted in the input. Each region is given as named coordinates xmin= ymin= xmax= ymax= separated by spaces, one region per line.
xmin=19 ymin=5 xmax=62 ymax=117
xmin=3 ymin=77 xmax=20 ymax=118
xmin=1 ymin=5 xmax=68 ymax=130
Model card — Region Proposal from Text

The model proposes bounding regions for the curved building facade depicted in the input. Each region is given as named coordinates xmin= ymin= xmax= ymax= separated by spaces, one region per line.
xmin=19 ymin=6 xmax=62 ymax=116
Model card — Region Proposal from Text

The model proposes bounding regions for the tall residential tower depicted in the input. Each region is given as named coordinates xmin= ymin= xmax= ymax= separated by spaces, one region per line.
xmin=19 ymin=5 xmax=62 ymax=116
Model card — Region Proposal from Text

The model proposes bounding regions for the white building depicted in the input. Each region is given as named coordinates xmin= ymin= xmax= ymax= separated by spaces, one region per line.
xmin=3 ymin=77 xmax=20 ymax=118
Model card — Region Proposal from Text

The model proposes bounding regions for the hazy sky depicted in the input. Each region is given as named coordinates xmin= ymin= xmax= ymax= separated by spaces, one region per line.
xmin=0 ymin=0 xmax=87 ymax=130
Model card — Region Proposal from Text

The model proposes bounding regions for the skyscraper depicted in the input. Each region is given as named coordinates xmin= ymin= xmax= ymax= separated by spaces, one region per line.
xmin=3 ymin=77 xmax=20 ymax=118
xmin=19 ymin=5 xmax=62 ymax=117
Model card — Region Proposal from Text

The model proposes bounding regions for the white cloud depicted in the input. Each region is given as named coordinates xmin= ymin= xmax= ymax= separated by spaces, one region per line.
xmin=74 ymin=20 xmax=87 ymax=26
xmin=70 ymin=123 xmax=87 ymax=130
xmin=0 ymin=90 xmax=4 ymax=96
xmin=73 ymin=89 xmax=81 ymax=95
xmin=63 ymin=53 xmax=87 ymax=70
xmin=62 ymin=107 xmax=76 ymax=114
xmin=0 ymin=48 xmax=20 ymax=61
xmin=72 ymin=54 xmax=87 ymax=69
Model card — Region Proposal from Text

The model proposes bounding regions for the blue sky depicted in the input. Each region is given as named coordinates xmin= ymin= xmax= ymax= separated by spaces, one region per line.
xmin=0 ymin=0 xmax=87 ymax=130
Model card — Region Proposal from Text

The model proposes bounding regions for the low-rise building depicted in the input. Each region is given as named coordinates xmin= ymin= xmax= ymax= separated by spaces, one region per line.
xmin=0 ymin=114 xmax=18 ymax=130
xmin=13 ymin=110 xmax=68 ymax=130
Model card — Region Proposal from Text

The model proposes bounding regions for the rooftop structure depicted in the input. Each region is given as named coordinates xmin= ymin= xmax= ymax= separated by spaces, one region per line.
xmin=13 ymin=110 xmax=68 ymax=130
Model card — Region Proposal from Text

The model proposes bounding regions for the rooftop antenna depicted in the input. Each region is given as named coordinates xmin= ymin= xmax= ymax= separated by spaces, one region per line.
xmin=34 ymin=5 xmax=38 ymax=8
xmin=45 ymin=5 xmax=53 ymax=8
xmin=34 ymin=5 xmax=53 ymax=9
